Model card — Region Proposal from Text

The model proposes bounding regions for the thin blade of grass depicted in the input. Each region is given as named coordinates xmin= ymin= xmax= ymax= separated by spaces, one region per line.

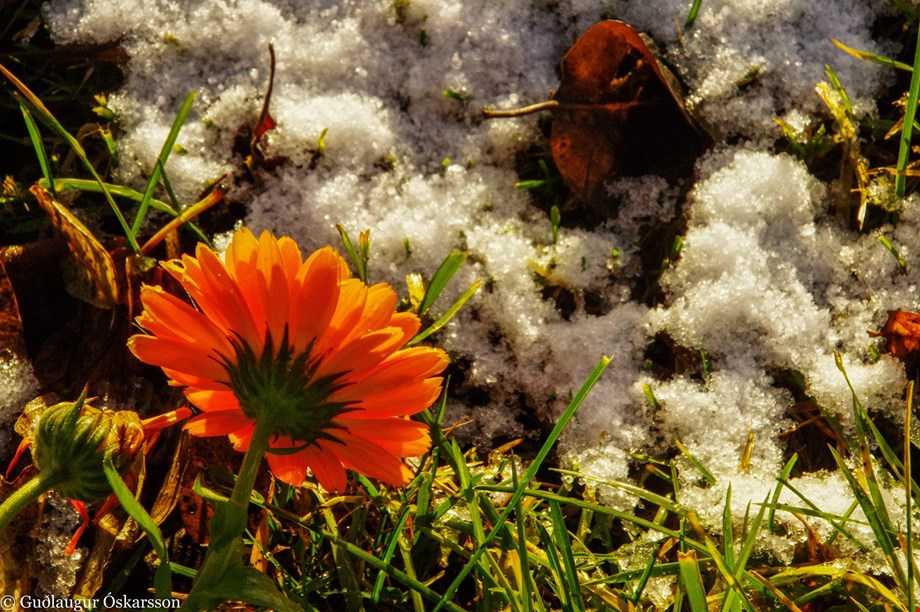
xmin=771 ymin=565 xmax=908 ymax=611
xmin=432 ymin=356 xmax=610 ymax=612
xmin=43 ymin=178 xmax=211 ymax=245
xmin=836 ymin=352 xmax=911 ymax=594
xmin=860 ymin=405 xmax=920 ymax=499
xmin=139 ymin=185 xmax=224 ymax=253
xmin=131 ymin=89 xmax=196 ymax=235
xmin=674 ymin=439 xmax=717 ymax=484
xmin=896 ymin=24 xmax=920 ymax=197
xmin=336 ymin=225 xmax=369 ymax=282
xmin=477 ymin=484 xmax=710 ymax=557
xmin=410 ymin=279 xmax=483 ymax=345
xmin=320 ymin=505 xmax=363 ymax=610
xmin=833 ymin=39 xmax=914 ymax=72
xmin=553 ymin=468 xmax=691 ymax=515
xmin=370 ymin=506 xmax=411 ymax=604
xmin=768 ymin=455 xmax=798 ymax=531
xmin=20 ymin=105 xmax=53 ymax=191
xmin=722 ymin=485 xmax=735 ymax=570
xmin=733 ymin=496 xmax=768 ymax=577
xmin=905 ymin=381 xmax=916 ymax=608
xmin=419 ymin=252 xmax=467 ymax=315
xmin=676 ymin=550 xmax=708 ymax=611
xmin=534 ymin=519 xmax=569 ymax=610
xmin=550 ymin=500 xmax=586 ymax=611
xmin=830 ymin=446 xmax=909 ymax=594
xmin=684 ymin=0 xmax=703 ymax=28
xmin=510 ymin=458 xmax=535 ymax=612
xmin=103 ymin=456 xmax=172 ymax=599
xmin=688 ymin=513 xmax=754 ymax=611
xmin=747 ymin=571 xmax=802 ymax=611
xmin=320 ymin=529 xmax=466 ymax=612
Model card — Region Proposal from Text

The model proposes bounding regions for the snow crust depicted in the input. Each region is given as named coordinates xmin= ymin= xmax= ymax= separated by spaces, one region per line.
xmin=37 ymin=0 xmax=918 ymax=578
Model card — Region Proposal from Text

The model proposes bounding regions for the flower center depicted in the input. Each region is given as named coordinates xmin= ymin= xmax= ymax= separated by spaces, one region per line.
xmin=218 ymin=328 xmax=353 ymax=445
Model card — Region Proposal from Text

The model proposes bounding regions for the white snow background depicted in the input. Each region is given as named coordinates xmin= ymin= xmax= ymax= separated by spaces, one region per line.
xmin=17 ymin=0 xmax=920 ymax=595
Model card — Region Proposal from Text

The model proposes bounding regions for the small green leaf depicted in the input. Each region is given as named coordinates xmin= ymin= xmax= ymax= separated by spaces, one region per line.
xmin=419 ymin=252 xmax=467 ymax=315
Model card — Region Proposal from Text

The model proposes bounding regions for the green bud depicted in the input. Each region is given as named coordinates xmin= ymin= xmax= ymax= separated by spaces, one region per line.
xmin=32 ymin=395 xmax=146 ymax=502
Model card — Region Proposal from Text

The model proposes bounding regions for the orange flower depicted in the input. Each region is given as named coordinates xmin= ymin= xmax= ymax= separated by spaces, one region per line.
xmin=128 ymin=229 xmax=447 ymax=491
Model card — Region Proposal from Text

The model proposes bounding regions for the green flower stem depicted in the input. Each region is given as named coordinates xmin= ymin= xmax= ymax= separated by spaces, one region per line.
xmin=183 ymin=418 xmax=273 ymax=609
xmin=229 ymin=418 xmax=272 ymax=508
xmin=0 ymin=467 xmax=68 ymax=532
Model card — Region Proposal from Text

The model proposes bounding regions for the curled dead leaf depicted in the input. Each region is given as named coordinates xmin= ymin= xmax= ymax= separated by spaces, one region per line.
xmin=870 ymin=309 xmax=920 ymax=358
xmin=485 ymin=20 xmax=707 ymax=204
xmin=551 ymin=21 xmax=706 ymax=201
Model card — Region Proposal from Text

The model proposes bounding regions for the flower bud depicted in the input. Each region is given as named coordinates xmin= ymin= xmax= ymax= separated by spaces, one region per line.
xmin=32 ymin=396 xmax=146 ymax=502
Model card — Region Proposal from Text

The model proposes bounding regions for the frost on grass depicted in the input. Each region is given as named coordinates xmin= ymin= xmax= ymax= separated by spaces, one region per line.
xmin=41 ymin=0 xmax=916 ymax=577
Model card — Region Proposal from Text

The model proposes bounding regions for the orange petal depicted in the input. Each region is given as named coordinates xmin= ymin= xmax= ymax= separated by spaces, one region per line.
xmin=228 ymin=422 xmax=255 ymax=451
xmin=315 ymin=327 xmax=406 ymax=380
xmin=183 ymin=410 xmax=252 ymax=438
xmin=266 ymin=435 xmax=308 ymax=485
xmin=334 ymin=347 xmax=447 ymax=398
xmin=257 ymin=231 xmax=291 ymax=343
xmin=289 ymin=247 xmax=345 ymax=354
xmin=129 ymin=335 xmax=230 ymax=384
xmin=141 ymin=407 xmax=193 ymax=434
xmin=315 ymin=279 xmax=367 ymax=354
xmin=325 ymin=431 xmax=412 ymax=486
xmin=303 ymin=442 xmax=347 ymax=492
xmin=277 ymin=235 xmax=303 ymax=279
xmin=195 ymin=245 xmax=263 ymax=348
xmin=336 ymin=282 xmax=398 ymax=347
xmin=337 ymin=417 xmax=431 ymax=457
xmin=337 ymin=377 xmax=444 ymax=417
xmin=136 ymin=285 xmax=233 ymax=353
xmin=185 ymin=389 xmax=240 ymax=412
xmin=387 ymin=312 xmax=421 ymax=341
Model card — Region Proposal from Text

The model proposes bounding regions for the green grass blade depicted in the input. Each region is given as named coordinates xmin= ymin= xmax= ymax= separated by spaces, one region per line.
xmin=410 ymin=279 xmax=483 ymax=345
xmin=676 ymin=550 xmax=708 ymax=611
xmin=550 ymin=500 xmax=586 ymax=611
xmin=896 ymin=23 xmax=920 ymax=197
xmin=20 ymin=105 xmax=53 ymax=192
xmin=552 ymin=469 xmax=691 ymax=515
xmin=833 ymin=38 xmax=914 ymax=72
xmin=370 ymin=506 xmax=411 ymax=604
xmin=131 ymin=89 xmax=196 ymax=235
xmin=734 ymin=497 xmax=767 ymax=577
xmin=675 ymin=439 xmax=717 ymax=484
xmin=103 ymin=455 xmax=172 ymax=598
xmin=905 ymin=382 xmax=917 ymax=608
xmin=685 ymin=0 xmax=704 ymax=28
xmin=419 ymin=252 xmax=467 ymax=315
xmin=336 ymin=225 xmax=370 ymax=282
xmin=534 ymin=519 xmax=569 ymax=610
xmin=768 ymin=454 xmax=798 ymax=531
xmin=722 ymin=485 xmax=735 ymax=571
xmin=432 ymin=356 xmax=611 ymax=611
xmin=829 ymin=446 xmax=909 ymax=595
xmin=510 ymin=459 xmax=535 ymax=612
xmin=836 ymin=352 xmax=911 ymax=594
